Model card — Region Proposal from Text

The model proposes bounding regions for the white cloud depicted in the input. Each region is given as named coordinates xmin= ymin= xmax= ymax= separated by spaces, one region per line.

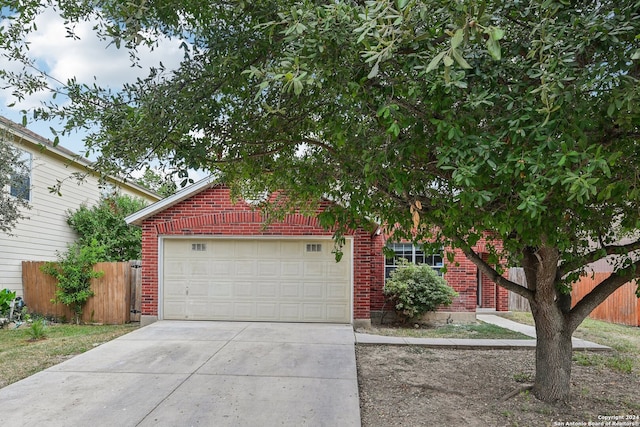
xmin=1 ymin=8 xmax=184 ymax=109
xmin=0 ymin=7 xmax=185 ymax=155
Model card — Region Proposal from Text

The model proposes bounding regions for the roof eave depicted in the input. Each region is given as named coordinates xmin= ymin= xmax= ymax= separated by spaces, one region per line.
xmin=125 ymin=176 xmax=218 ymax=225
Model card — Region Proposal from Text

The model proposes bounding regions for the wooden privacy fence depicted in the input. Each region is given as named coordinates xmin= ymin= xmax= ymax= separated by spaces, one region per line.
xmin=22 ymin=260 xmax=142 ymax=324
xmin=508 ymin=268 xmax=640 ymax=327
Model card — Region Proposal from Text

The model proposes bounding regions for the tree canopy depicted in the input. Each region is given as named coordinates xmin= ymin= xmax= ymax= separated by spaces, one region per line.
xmin=1 ymin=0 xmax=639 ymax=402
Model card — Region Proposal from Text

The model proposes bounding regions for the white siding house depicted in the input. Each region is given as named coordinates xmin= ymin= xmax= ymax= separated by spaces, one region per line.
xmin=0 ymin=116 xmax=160 ymax=296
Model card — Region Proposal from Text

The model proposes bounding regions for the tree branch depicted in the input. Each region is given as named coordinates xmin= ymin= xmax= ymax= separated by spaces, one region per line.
xmin=558 ymin=238 xmax=640 ymax=277
xmin=568 ymin=259 xmax=640 ymax=332
xmin=462 ymin=245 xmax=534 ymax=300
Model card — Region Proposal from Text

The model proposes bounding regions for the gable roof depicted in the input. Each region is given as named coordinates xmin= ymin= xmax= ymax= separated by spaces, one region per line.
xmin=0 ymin=116 xmax=160 ymax=201
xmin=125 ymin=175 xmax=217 ymax=225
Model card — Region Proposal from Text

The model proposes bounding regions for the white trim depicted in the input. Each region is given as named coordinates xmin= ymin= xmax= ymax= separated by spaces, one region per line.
xmin=349 ymin=236 xmax=354 ymax=324
xmin=157 ymin=235 xmax=354 ymax=323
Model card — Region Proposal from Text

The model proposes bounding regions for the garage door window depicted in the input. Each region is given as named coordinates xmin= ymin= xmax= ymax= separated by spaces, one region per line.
xmin=306 ymin=243 xmax=322 ymax=253
xmin=192 ymin=243 xmax=207 ymax=251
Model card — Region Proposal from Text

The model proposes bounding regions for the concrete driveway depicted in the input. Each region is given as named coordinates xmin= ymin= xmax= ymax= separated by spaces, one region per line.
xmin=0 ymin=321 xmax=360 ymax=426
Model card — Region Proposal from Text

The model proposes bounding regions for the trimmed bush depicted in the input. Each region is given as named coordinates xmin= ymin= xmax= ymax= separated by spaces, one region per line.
xmin=384 ymin=260 xmax=458 ymax=322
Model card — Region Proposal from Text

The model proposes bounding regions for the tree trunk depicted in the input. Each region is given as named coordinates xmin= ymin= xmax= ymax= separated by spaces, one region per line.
xmin=524 ymin=244 xmax=574 ymax=403
xmin=532 ymin=313 xmax=573 ymax=402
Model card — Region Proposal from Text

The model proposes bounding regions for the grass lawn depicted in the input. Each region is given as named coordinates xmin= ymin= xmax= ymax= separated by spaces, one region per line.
xmin=0 ymin=322 xmax=138 ymax=388
xmin=363 ymin=321 xmax=532 ymax=339
xmin=502 ymin=311 xmax=640 ymax=374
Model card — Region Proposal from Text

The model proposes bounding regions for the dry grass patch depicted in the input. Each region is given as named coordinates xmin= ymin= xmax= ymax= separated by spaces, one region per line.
xmin=0 ymin=322 xmax=138 ymax=388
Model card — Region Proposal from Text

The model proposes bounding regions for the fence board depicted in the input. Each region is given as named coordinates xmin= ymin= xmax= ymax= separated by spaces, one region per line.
xmin=508 ymin=267 xmax=639 ymax=326
xmin=22 ymin=261 xmax=134 ymax=324
xmin=507 ymin=268 xmax=531 ymax=312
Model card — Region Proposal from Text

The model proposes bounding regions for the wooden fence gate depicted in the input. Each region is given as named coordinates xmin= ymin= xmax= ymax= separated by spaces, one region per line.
xmin=22 ymin=260 xmax=142 ymax=324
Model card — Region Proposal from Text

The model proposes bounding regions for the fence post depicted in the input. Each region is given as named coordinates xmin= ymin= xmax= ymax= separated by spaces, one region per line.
xmin=130 ymin=260 xmax=142 ymax=322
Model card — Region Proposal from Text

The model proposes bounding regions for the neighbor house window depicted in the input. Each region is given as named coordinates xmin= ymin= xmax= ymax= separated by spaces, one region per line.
xmin=384 ymin=243 xmax=443 ymax=278
xmin=10 ymin=150 xmax=32 ymax=201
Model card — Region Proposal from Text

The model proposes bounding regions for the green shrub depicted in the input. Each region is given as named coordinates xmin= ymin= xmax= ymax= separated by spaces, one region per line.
xmin=67 ymin=195 xmax=147 ymax=262
xmin=27 ymin=319 xmax=47 ymax=340
xmin=384 ymin=260 xmax=458 ymax=321
xmin=0 ymin=289 xmax=16 ymax=317
xmin=41 ymin=239 xmax=106 ymax=324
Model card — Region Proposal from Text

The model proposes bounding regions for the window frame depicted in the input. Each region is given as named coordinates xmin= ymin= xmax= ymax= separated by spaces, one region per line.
xmin=10 ymin=150 xmax=32 ymax=202
xmin=384 ymin=242 xmax=444 ymax=279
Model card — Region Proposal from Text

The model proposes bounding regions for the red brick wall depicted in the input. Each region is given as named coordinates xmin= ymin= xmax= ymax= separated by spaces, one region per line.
xmin=369 ymin=234 xmax=510 ymax=314
xmin=139 ymin=185 xmax=377 ymax=320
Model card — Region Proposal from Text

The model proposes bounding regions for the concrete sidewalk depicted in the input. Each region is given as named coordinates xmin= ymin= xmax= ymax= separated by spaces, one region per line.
xmin=355 ymin=313 xmax=610 ymax=351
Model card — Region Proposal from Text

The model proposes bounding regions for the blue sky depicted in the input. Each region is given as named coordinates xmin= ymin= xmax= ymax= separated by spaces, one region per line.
xmin=0 ymin=7 xmax=184 ymax=159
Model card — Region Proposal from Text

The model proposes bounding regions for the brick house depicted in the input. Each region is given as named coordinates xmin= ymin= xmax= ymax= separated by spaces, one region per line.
xmin=126 ymin=177 xmax=508 ymax=328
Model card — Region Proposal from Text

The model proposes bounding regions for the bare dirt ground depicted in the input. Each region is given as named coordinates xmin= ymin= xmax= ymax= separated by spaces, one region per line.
xmin=357 ymin=346 xmax=640 ymax=427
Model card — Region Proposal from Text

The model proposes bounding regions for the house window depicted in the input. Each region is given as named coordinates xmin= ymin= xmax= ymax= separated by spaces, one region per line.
xmin=10 ymin=150 xmax=32 ymax=201
xmin=385 ymin=243 xmax=443 ymax=278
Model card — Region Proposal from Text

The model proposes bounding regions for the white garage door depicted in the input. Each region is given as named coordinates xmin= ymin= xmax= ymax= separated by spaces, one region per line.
xmin=162 ymin=238 xmax=352 ymax=322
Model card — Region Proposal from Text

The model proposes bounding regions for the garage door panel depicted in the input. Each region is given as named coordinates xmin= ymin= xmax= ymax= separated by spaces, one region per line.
xmin=280 ymin=241 xmax=303 ymax=257
xmin=326 ymin=304 xmax=350 ymax=322
xmin=280 ymin=261 xmax=302 ymax=276
xmin=327 ymin=262 xmax=349 ymax=279
xmin=302 ymin=304 xmax=324 ymax=321
xmin=303 ymin=262 xmax=325 ymax=277
xmin=188 ymin=280 xmax=210 ymax=297
xmin=211 ymin=261 xmax=232 ymax=275
xmin=233 ymin=303 xmax=255 ymax=318
xmin=163 ymin=238 xmax=351 ymax=323
xmin=327 ymin=283 xmax=349 ymax=299
xmin=164 ymin=301 xmax=186 ymax=319
xmin=164 ymin=260 xmax=186 ymax=275
xmin=256 ymin=303 xmax=278 ymax=320
xmin=279 ymin=304 xmax=300 ymax=320
xmin=189 ymin=261 xmax=210 ymax=276
xmin=187 ymin=301 xmax=213 ymax=318
xmin=257 ymin=241 xmax=280 ymax=256
xmin=257 ymin=261 xmax=279 ymax=277
xmin=280 ymin=283 xmax=301 ymax=298
xmin=210 ymin=282 xmax=233 ymax=297
xmin=257 ymin=282 xmax=278 ymax=298
xmin=303 ymin=283 xmax=324 ymax=298
xmin=235 ymin=260 xmax=257 ymax=276
xmin=234 ymin=241 xmax=257 ymax=258
xmin=209 ymin=302 xmax=234 ymax=318
xmin=234 ymin=282 xmax=254 ymax=297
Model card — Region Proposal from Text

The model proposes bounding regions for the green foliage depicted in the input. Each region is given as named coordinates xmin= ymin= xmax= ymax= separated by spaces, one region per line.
xmin=67 ymin=195 xmax=147 ymax=261
xmin=41 ymin=240 xmax=106 ymax=324
xmin=0 ymin=289 xmax=17 ymax=317
xmin=2 ymin=0 xmax=640 ymax=401
xmin=135 ymin=167 xmax=177 ymax=198
xmin=384 ymin=260 xmax=458 ymax=321
xmin=27 ymin=319 xmax=47 ymax=340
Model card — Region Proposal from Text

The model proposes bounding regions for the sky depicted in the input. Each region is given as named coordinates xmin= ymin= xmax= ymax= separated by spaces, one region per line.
xmin=0 ymin=7 xmax=185 ymax=160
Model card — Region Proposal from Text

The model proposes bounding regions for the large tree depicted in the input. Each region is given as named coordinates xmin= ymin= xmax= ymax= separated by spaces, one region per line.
xmin=1 ymin=0 xmax=639 ymax=402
